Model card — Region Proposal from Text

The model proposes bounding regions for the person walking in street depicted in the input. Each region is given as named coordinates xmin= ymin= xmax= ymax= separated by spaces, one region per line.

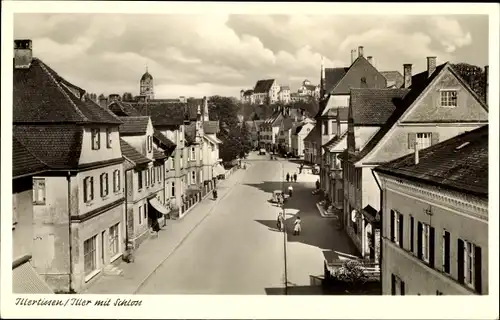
xmin=277 ymin=212 xmax=285 ymax=231
xmin=293 ymin=172 xmax=297 ymax=182
xmin=286 ymin=173 xmax=290 ymax=182
xmin=213 ymin=188 xmax=218 ymax=200
xmin=299 ymin=163 xmax=303 ymax=174
xmin=293 ymin=216 xmax=301 ymax=235
xmin=288 ymin=185 xmax=293 ymax=197
xmin=315 ymin=179 xmax=320 ymax=190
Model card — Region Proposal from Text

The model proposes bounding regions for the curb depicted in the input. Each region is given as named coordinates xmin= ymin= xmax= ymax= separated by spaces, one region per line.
xmin=315 ymin=203 xmax=338 ymax=219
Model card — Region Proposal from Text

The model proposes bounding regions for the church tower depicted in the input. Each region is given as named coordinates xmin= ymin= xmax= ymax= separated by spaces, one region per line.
xmin=140 ymin=66 xmax=154 ymax=100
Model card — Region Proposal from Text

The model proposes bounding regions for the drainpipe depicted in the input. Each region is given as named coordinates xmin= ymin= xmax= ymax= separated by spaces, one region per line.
xmin=66 ymin=171 xmax=73 ymax=293
xmin=371 ymin=168 xmax=383 ymax=287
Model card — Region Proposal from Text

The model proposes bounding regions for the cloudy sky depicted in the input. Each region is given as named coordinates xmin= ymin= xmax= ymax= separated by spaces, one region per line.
xmin=14 ymin=13 xmax=488 ymax=99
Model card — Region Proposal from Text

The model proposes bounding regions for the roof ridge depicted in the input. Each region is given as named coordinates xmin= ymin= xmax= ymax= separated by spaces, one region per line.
xmin=38 ymin=60 xmax=89 ymax=122
xmin=14 ymin=134 xmax=51 ymax=168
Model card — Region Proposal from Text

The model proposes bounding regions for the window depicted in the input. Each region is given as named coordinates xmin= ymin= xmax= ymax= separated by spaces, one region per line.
xmin=410 ymin=216 xmax=415 ymax=253
xmin=145 ymin=169 xmax=149 ymax=187
xmin=158 ymin=166 xmax=162 ymax=181
xmin=83 ymin=176 xmax=94 ymax=202
xmin=147 ymin=135 xmax=153 ymax=152
xmin=391 ymin=274 xmax=405 ymax=295
xmin=191 ymin=147 xmax=196 ymax=160
xmin=139 ymin=206 xmax=143 ymax=224
xmin=106 ymin=128 xmax=112 ymax=148
xmin=171 ymin=182 xmax=175 ymax=197
xmin=443 ymin=230 xmax=450 ymax=274
xmin=416 ymin=133 xmax=432 ymax=150
xmin=390 ymin=210 xmax=403 ymax=247
xmin=440 ymin=90 xmax=458 ymax=107
xmin=113 ymin=169 xmax=121 ymax=193
xmin=458 ymin=239 xmax=481 ymax=292
xmin=109 ymin=223 xmax=119 ymax=256
xmin=91 ymin=128 xmax=100 ymax=150
xmin=191 ymin=171 xmax=196 ymax=184
xmin=84 ymin=235 xmax=97 ymax=276
xmin=100 ymin=173 xmax=109 ymax=197
xmin=143 ymin=203 xmax=147 ymax=220
xmin=151 ymin=167 xmax=156 ymax=185
xmin=138 ymin=171 xmax=143 ymax=190
xmin=418 ymin=222 xmax=435 ymax=267
xmin=33 ymin=178 xmax=46 ymax=205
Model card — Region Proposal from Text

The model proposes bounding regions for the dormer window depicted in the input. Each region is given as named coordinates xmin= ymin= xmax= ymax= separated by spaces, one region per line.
xmin=440 ymin=90 xmax=458 ymax=107
xmin=91 ymin=128 xmax=100 ymax=150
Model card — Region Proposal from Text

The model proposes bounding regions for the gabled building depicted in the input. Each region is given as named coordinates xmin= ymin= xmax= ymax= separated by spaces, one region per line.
xmin=373 ymin=125 xmax=488 ymax=295
xmin=341 ymin=57 xmax=488 ymax=262
xmin=245 ymin=119 xmax=264 ymax=148
xmin=298 ymin=79 xmax=320 ymax=99
xmin=380 ymin=71 xmax=404 ymax=88
xmin=253 ymin=79 xmax=281 ymax=105
xmin=291 ymin=117 xmax=315 ymax=158
xmin=13 ymin=39 xmax=126 ymax=292
xmin=260 ymin=108 xmax=285 ymax=151
xmin=278 ymin=85 xmax=291 ymax=104
xmin=316 ymin=46 xmax=388 ymax=193
xmin=277 ymin=117 xmax=295 ymax=154
xmin=303 ymin=125 xmax=320 ymax=165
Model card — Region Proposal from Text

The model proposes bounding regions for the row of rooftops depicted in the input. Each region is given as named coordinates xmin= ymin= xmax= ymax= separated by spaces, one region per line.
xmin=12 ymin=39 xmax=219 ymax=179
xmin=242 ymin=79 xmax=318 ymax=97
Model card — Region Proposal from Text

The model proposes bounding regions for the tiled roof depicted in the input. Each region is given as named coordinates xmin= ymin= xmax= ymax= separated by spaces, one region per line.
xmin=153 ymin=147 xmax=167 ymax=160
xmin=350 ymin=88 xmax=410 ymax=125
xmin=187 ymin=99 xmax=203 ymax=121
xmin=303 ymin=124 xmax=320 ymax=142
xmin=12 ymin=256 xmax=53 ymax=294
xmin=380 ymin=71 xmax=404 ymax=88
xmin=13 ymin=125 xmax=83 ymax=169
xmin=132 ymin=102 xmax=187 ymax=126
xmin=184 ymin=122 xmax=197 ymax=145
xmin=374 ymin=125 xmax=488 ymax=197
xmin=253 ymin=79 xmax=275 ymax=93
xmin=153 ymin=129 xmax=176 ymax=150
xmin=119 ymin=116 xmax=150 ymax=135
xmin=305 ymin=84 xmax=317 ymax=91
xmin=141 ymin=71 xmax=153 ymax=81
xmin=108 ymin=101 xmax=142 ymax=117
xmin=13 ymin=135 xmax=48 ymax=178
xmin=294 ymin=124 xmax=304 ymax=135
xmin=203 ymin=121 xmax=219 ymax=134
xmin=323 ymin=130 xmax=348 ymax=151
xmin=280 ymin=86 xmax=290 ymax=91
xmin=14 ymin=58 xmax=121 ymax=124
xmin=244 ymin=89 xmax=254 ymax=96
xmin=350 ymin=63 xmax=448 ymax=161
xmin=325 ymin=67 xmax=349 ymax=93
xmin=120 ymin=138 xmax=151 ymax=166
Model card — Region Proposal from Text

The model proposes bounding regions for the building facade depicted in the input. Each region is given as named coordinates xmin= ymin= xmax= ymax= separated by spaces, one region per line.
xmin=291 ymin=118 xmax=315 ymax=158
xmin=373 ymin=126 xmax=488 ymax=295
xmin=139 ymin=67 xmax=154 ymax=100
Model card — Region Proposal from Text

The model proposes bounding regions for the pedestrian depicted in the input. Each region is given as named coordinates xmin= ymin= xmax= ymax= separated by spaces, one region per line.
xmin=315 ymin=179 xmax=320 ymax=190
xmin=299 ymin=165 xmax=302 ymax=174
xmin=288 ymin=185 xmax=293 ymax=197
xmin=293 ymin=216 xmax=301 ymax=235
xmin=213 ymin=188 xmax=218 ymax=200
xmin=286 ymin=173 xmax=290 ymax=182
xmin=293 ymin=173 xmax=297 ymax=182
xmin=277 ymin=212 xmax=285 ymax=231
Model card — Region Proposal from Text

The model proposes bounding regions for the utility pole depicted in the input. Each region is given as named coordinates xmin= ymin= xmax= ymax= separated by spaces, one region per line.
xmin=282 ymin=162 xmax=288 ymax=295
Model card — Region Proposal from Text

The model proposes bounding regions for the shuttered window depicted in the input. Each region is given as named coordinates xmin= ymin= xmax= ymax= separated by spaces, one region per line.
xmin=458 ymin=239 xmax=465 ymax=284
xmin=390 ymin=210 xmax=395 ymax=242
xmin=84 ymin=176 xmax=94 ymax=202
xmin=410 ymin=216 xmax=414 ymax=253
xmin=429 ymin=226 xmax=435 ymax=268
xmin=459 ymin=239 xmax=481 ymax=293
xmin=417 ymin=222 xmax=423 ymax=259
xmin=443 ymin=230 xmax=450 ymax=273
xmin=398 ymin=213 xmax=404 ymax=249
xmin=100 ymin=173 xmax=109 ymax=197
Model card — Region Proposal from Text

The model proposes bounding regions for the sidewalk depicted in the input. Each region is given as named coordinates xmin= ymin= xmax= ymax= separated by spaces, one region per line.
xmin=83 ymin=169 xmax=243 ymax=294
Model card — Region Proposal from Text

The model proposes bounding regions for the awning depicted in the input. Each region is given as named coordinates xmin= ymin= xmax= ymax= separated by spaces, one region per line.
xmin=12 ymin=255 xmax=53 ymax=294
xmin=148 ymin=197 xmax=169 ymax=215
xmin=213 ymin=164 xmax=226 ymax=176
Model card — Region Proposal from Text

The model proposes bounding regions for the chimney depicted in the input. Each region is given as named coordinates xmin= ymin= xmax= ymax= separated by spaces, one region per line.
xmin=367 ymin=56 xmax=373 ymax=65
xmin=99 ymin=96 xmax=108 ymax=109
xmin=427 ymin=56 xmax=437 ymax=78
xmin=109 ymin=94 xmax=120 ymax=102
xmin=484 ymin=65 xmax=489 ymax=104
xmin=351 ymin=49 xmax=357 ymax=64
xmin=414 ymin=141 xmax=419 ymax=165
xmin=14 ymin=39 xmax=33 ymax=69
xmin=403 ymin=64 xmax=412 ymax=88
xmin=358 ymin=46 xmax=364 ymax=58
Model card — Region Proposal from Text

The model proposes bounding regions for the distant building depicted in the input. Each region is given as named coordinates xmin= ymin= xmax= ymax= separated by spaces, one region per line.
xmin=253 ymin=79 xmax=281 ymax=105
xmin=298 ymin=79 xmax=320 ymax=98
xmin=278 ymin=85 xmax=291 ymax=104
xmin=373 ymin=125 xmax=488 ymax=295
xmin=240 ymin=89 xmax=255 ymax=104
xmin=291 ymin=118 xmax=315 ymax=158
xmin=140 ymin=67 xmax=154 ymax=100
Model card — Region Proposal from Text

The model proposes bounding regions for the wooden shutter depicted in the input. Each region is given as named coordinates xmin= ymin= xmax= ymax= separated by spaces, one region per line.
xmin=83 ymin=177 xmax=88 ymax=202
xmin=390 ymin=210 xmax=395 ymax=242
xmin=408 ymin=133 xmax=416 ymax=149
xmin=106 ymin=173 xmax=109 ymax=195
xmin=444 ymin=231 xmax=450 ymax=273
xmin=97 ymin=129 xmax=100 ymax=148
xmin=391 ymin=274 xmax=396 ymax=295
xmin=474 ymin=246 xmax=482 ymax=294
xmin=431 ymin=132 xmax=440 ymax=145
xmin=400 ymin=280 xmax=405 ymax=296
xmin=458 ymin=239 xmax=465 ymax=284
xmin=399 ymin=213 xmax=404 ymax=248
xmin=410 ymin=216 xmax=414 ymax=253
xmin=417 ymin=222 xmax=423 ymax=259
xmin=429 ymin=227 xmax=435 ymax=268
xmin=100 ymin=174 xmax=104 ymax=197
xmin=90 ymin=177 xmax=94 ymax=199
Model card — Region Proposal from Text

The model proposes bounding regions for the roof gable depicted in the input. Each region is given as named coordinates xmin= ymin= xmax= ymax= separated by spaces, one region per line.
xmin=120 ymin=138 xmax=151 ymax=166
xmin=254 ymin=79 xmax=276 ymax=93
xmin=132 ymin=102 xmax=186 ymax=126
xmin=109 ymin=101 xmax=142 ymax=117
xmin=380 ymin=71 xmax=404 ymax=88
xmin=324 ymin=67 xmax=349 ymax=94
xmin=304 ymin=124 xmax=320 ymax=142
xmin=332 ymin=56 xmax=387 ymax=95
xmin=374 ymin=125 xmax=488 ymax=197
xmin=119 ymin=116 xmax=150 ymax=135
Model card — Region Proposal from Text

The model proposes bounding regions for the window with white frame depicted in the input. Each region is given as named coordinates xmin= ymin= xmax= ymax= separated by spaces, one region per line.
xmin=421 ymin=223 xmax=430 ymax=262
xmin=113 ymin=169 xmax=120 ymax=193
xmin=145 ymin=169 xmax=149 ymax=187
xmin=191 ymin=171 xmax=196 ymax=184
xmin=109 ymin=223 xmax=119 ymax=256
xmin=100 ymin=173 xmax=109 ymax=197
xmin=33 ymin=178 xmax=46 ymax=205
xmin=464 ymin=240 xmax=476 ymax=288
xmin=440 ymin=90 xmax=458 ymax=107
xmin=392 ymin=211 xmax=401 ymax=245
xmin=91 ymin=128 xmax=100 ymax=150
xmin=84 ymin=235 xmax=97 ymax=276
xmin=106 ymin=128 xmax=112 ymax=148
xmin=416 ymin=133 xmax=432 ymax=150
xmin=147 ymin=135 xmax=153 ymax=152
xmin=171 ymin=182 xmax=176 ymax=197
xmin=83 ymin=176 xmax=94 ymax=202
xmin=191 ymin=147 xmax=196 ymax=160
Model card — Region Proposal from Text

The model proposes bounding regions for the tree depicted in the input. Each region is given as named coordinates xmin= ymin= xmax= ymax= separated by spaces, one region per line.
xmin=451 ymin=63 xmax=487 ymax=102
xmin=122 ymin=92 xmax=134 ymax=102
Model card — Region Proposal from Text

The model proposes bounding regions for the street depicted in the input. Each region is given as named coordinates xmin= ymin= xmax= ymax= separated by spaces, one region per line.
xmin=136 ymin=153 xmax=359 ymax=294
